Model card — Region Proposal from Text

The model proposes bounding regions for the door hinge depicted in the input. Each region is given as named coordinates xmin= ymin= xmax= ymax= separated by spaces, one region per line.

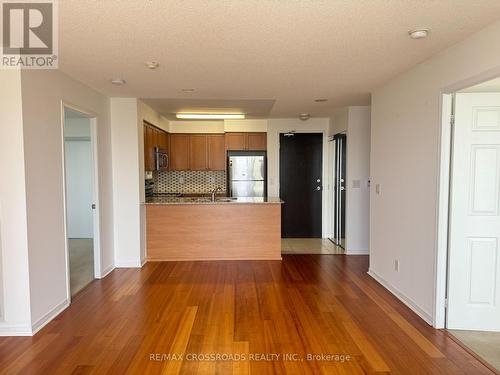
xmin=444 ymin=298 xmax=448 ymax=308
xmin=91 ymin=203 xmax=96 ymax=210
xmin=450 ymin=114 xmax=455 ymax=127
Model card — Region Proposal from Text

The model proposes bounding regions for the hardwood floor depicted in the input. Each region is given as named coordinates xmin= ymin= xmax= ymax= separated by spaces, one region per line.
xmin=0 ymin=255 xmax=494 ymax=374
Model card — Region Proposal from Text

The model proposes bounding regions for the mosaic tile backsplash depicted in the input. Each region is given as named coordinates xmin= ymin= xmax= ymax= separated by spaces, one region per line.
xmin=154 ymin=170 xmax=227 ymax=194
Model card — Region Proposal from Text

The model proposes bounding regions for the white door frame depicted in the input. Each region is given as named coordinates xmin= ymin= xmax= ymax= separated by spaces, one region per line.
xmin=435 ymin=69 xmax=500 ymax=328
xmin=60 ymin=101 xmax=102 ymax=303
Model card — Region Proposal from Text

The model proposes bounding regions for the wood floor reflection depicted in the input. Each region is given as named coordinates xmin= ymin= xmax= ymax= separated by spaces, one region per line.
xmin=0 ymin=256 xmax=493 ymax=374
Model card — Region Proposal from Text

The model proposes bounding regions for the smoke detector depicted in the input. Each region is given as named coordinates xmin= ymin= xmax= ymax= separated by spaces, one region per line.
xmin=110 ymin=78 xmax=126 ymax=85
xmin=145 ymin=61 xmax=160 ymax=69
xmin=408 ymin=29 xmax=429 ymax=39
xmin=299 ymin=113 xmax=310 ymax=121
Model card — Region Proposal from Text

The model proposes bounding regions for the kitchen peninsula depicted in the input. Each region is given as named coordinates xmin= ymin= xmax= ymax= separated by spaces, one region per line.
xmin=145 ymin=197 xmax=283 ymax=261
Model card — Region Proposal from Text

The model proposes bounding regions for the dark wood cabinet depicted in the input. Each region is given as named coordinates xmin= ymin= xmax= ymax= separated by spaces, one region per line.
xmin=169 ymin=134 xmax=190 ymax=171
xmin=189 ymin=135 xmax=208 ymax=171
xmin=208 ymin=135 xmax=226 ymax=171
xmin=225 ymin=132 xmax=266 ymax=151
xmin=225 ymin=133 xmax=247 ymax=151
xmin=143 ymin=122 xmax=169 ymax=171
xmin=145 ymin=129 xmax=255 ymax=172
xmin=247 ymin=133 xmax=267 ymax=150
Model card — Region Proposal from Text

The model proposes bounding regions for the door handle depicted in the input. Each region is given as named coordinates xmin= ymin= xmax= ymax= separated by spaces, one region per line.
xmin=316 ymin=186 xmax=321 ymax=191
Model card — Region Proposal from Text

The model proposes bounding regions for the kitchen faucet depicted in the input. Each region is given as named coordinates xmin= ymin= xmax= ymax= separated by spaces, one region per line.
xmin=211 ymin=186 xmax=224 ymax=202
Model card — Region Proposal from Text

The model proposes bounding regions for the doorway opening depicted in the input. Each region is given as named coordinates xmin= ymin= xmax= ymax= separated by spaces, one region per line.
xmin=63 ymin=106 xmax=100 ymax=297
xmin=439 ymin=76 xmax=500 ymax=372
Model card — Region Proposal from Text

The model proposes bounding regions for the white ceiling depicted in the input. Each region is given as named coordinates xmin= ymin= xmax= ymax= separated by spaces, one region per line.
xmin=59 ymin=1 xmax=500 ymax=117
xmin=141 ymin=98 xmax=276 ymax=119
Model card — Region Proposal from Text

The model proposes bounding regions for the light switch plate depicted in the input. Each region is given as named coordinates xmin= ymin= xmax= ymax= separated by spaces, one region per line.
xmin=375 ymin=183 xmax=382 ymax=195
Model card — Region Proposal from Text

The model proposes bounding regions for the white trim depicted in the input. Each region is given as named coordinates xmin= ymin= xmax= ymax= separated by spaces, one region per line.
xmin=345 ymin=249 xmax=369 ymax=255
xmin=141 ymin=258 xmax=147 ymax=266
xmin=368 ymin=269 xmax=433 ymax=325
xmin=31 ymin=299 xmax=69 ymax=335
xmin=0 ymin=323 xmax=33 ymax=336
xmin=61 ymin=102 xmax=102 ymax=304
xmin=115 ymin=260 xmax=143 ymax=268
xmin=434 ymin=68 xmax=500 ymax=329
xmin=434 ymin=93 xmax=453 ymax=329
xmin=99 ymin=264 xmax=115 ymax=278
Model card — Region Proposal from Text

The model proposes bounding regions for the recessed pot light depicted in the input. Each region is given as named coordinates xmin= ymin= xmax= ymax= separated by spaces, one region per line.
xmin=145 ymin=61 xmax=160 ymax=69
xmin=408 ymin=29 xmax=429 ymax=39
xmin=110 ymin=78 xmax=126 ymax=85
xmin=314 ymin=98 xmax=328 ymax=102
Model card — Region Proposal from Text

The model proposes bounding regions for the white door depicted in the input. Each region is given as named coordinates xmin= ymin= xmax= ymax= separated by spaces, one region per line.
xmin=448 ymin=93 xmax=500 ymax=331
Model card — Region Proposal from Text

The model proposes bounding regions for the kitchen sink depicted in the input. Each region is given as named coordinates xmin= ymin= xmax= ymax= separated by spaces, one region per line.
xmin=215 ymin=197 xmax=238 ymax=202
xmin=183 ymin=197 xmax=212 ymax=202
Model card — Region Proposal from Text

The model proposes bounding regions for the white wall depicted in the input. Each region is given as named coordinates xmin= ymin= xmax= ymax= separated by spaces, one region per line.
xmin=169 ymin=120 xmax=224 ymax=133
xmin=267 ymin=118 xmax=331 ymax=237
xmin=0 ymin=70 xmax=32 ymax=335
xmin=20 ymin=69 xmax=114 ymax=332
xmin=328 ymin=107 xmax=371 ymax=254
xmin=64 ymin=117 xmax=93 ymax=238
xmin=167 ymin=119 xmax=268 ymax=133
xmin=224 ymin=119 xmax=268 ymax=132
xmin=370 ymin=19 xmax=500 ymax=325
xmin=64 ymin=141 xmax=93 ymax=238
xmin=329 ymin=107 xmax=348 ymax=136
xmin=345 ymin=107 xmax=371 ymax=254
xmin=111 ymin=98 xmax=143 ymax=267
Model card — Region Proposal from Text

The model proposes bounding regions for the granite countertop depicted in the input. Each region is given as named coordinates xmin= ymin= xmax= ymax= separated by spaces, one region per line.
xmin=144 ymin=196 xmax=284 ymax=205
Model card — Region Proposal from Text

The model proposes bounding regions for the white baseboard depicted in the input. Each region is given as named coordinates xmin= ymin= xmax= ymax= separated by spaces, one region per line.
xmin=100 ymin=263 xmax=115 ymax=278
xmin=0 ymin=323 xmax=33 ymax=336
xmin=367 ymin=269 xmax=433 ymax=325
xmin=115 ymin=260 xmax=143 ymax=268
xmin=31 ymin=298 xmax=70 ymax=335
xmin=345 ymin=249 xmax=369 ymax=255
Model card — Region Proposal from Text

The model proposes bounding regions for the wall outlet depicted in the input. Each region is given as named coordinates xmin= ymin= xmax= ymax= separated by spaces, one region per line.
xmin=178 ymin=176 xmax=185 ymax=184
xmin=394 ymin=259 xmax=399 ymax=272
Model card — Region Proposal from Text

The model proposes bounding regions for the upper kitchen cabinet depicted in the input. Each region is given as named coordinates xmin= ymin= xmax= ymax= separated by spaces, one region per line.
xmin=169 ymin=134 xmax=190 ymax=171
xmin=158 ymin=131 xmax=169 ymax=151
xmin=144 ymin=125 xmax=154 ymax=171
xmin=208 ymin=135 xmax=226 ymax=171
xmin=225 ymin=132 xmax=267 ymax=151
xmin=189 ymin=134 xmax=208 ymax=171
xmin=225 ymin=132 xmax=247 ymax=151
xmin=247 ymin=133 xmax=267 ymax=150
xmin=143 ymin=122 xmax=169 ymax=171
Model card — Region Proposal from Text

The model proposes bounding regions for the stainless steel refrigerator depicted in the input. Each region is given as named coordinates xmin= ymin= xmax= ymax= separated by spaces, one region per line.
xmin=228 ymin=151 xmax=267 ymax=197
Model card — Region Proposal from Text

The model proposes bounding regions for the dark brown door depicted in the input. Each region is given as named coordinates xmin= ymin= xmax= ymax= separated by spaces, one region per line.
xmin=189 ymin=135 xmax=208 ymax=171
xmin=247 ymin=133 xmax=267 ymax=150
xmin=169 ymin=134 xmax=190 ymax=171
xmin=225 ymin=133 xmax=247 ymax=151
xmin=208 ymin=135 xmax=226 ymax=171
xmin=279 ymin=133 xmax=322 ymax=238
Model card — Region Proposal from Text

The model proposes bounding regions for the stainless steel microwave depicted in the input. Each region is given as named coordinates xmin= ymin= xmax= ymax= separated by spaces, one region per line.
xmin=154 ymin=147 xmax=169 ymax=171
